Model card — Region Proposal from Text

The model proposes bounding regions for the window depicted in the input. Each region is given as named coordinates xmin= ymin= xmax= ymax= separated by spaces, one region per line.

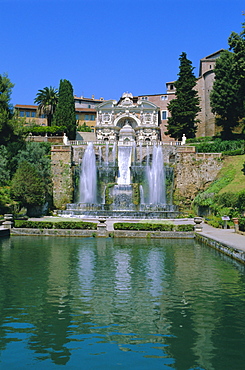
xmin=31 ymin=112 xmax=36 ymax=117
xmin=141 ymin=97 xmax=148 ymax=100
xmin=85 ymin=114 xmax=89 ymax=120
xmin=88 ymin=104 xmax=91 ymax=108
xmin=26 ymin=111 xmax=30 ymax=117
xmin=90 ymin=115 xmax=95 ymax=121
xmin=170 ymin=84 xmax=174 ymax=90
xmin=76 ymin=114 xmax=79 ymax=120
xmin=40 ymin=114 xmax=46 ymax=118
xmin=162 ymin=111 xmax=167 ymax=120
xmin=20 ymin=111 xmax=24 ymax=117
xmin=161 ymin=96 xmax=168 ymax=100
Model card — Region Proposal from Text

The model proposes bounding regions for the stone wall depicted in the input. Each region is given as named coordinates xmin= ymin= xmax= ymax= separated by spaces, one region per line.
xmin=174 ymin=152 xmax=223 ymax=205
xmin=51 ymin=146 xmax=74 ymax=209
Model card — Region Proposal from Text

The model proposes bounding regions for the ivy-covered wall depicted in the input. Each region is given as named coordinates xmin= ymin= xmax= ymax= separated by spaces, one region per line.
xmin=51 ymin=146 xmax=73 ymax=209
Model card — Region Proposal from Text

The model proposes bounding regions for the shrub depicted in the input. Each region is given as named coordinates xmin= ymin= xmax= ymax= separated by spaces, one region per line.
xmin=14 ymin=220 xmax=54 ymax=228
xmin=239 ymin=218 xmax=245 ymax=232
xmin=54 ymin=221 xmax=97 ymax=230
xmin=14 ymin=220 xmax=97 ymax=229
xmin=114 ymin=222 xmax=174 ymax=231
xmin=176 ymin=224 xmax=194 ymax=232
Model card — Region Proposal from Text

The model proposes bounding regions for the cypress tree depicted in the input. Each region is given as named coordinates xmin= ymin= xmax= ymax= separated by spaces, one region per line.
xmin=165 ymin=52 xmax=200 ymax=140
xmin=53 ymin=79 xmax=76 ymax=139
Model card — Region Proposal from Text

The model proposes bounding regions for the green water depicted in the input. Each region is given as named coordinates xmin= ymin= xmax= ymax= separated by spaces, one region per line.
xmin=0 ymin=236 xmax=244 ymax=370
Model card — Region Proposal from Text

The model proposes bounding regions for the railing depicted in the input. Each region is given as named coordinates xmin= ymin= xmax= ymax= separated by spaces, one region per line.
xmin=67 ymin=140 xmax=183 ymax=146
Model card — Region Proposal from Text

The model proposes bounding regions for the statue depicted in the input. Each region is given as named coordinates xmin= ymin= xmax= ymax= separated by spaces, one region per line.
xmin=181 ymin=134 xmax=186 ymax=145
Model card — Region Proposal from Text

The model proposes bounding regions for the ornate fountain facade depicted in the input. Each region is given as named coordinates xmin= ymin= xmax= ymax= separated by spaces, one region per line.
xmin=57 ymin=93 xmax=179 ymax=218
xmin=95 ymin=92 xmax=160 ymax=144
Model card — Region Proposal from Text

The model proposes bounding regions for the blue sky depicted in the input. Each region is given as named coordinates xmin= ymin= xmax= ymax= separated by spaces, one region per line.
xmin=1 ymin=0 xmax=244 ymax=105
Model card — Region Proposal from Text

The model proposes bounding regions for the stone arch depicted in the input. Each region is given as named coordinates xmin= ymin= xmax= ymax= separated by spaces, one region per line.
xmin=114 ymin=114 xmax=141 ymax=129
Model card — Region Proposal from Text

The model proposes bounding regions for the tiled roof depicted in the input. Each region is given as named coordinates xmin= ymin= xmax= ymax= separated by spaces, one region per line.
xmin=14 ymin=104 xmax=38 ymax=109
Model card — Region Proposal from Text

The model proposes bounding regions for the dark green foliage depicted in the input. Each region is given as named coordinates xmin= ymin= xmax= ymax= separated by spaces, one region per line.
xmin=34 ymin=86 xmax=58 ymax=126
xmin=15 ymin=220 xmax=54 ymax=228
xmin=114 ymin=222 xmax=174 ymax=231
xmin=54 ymin=221 xmax=97 ymax=229
xmin=228 ymin=21 xmax=245 ymax=116
xmin=242 ymin=162 xmax=245 ymax=175
xmin=11 ymin=161 xmax=46 ymax=211
xmin=239 ymin=218 xmax=245 ymax=231
xmin=0 ymin=74 xmax=26 ymax=148
xmin=14 ymin=220 xmax=97 ymax=229
xmin=14 ymin=142 xmax=52 ymax=205
xmin=24 ymin=125 xmax=65 ymax=135
xmin=175 ymin=224 xmax=194 ymax=232
xmin=165 ymin=52 xmax=200 ymax=140
xmin=53 ymin=79 xmax=76 ymax=140
xmin=0 ymin=73 xmax=14 ymax=115
xmin=78 ymin=123 xmax=92 ymax=132
xmin=0 ymin=146 xmax=10 ymax=186
xmin=114 ymin=222 xmax=194 ymax=231
xmin=193 ymin=138 xmax=245 ymax=154
xmin=210 ymin=50 xmax=243 ymax=139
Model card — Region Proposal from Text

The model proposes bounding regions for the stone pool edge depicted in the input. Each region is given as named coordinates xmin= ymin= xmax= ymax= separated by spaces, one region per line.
xmin=195 ymin=233 xmax=245 ymax=265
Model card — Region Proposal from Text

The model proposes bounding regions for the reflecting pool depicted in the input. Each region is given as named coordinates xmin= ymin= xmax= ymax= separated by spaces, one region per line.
xmin=0 ymin=236 xmax=245 ymax=369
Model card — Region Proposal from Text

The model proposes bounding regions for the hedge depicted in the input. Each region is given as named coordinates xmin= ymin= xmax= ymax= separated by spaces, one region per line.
xmin=114 ymin=222 xmax=173 ymax=231
xmin=113 ymin=222 xmax=194 ymax=232
xmin=175 ymin=224 xmax=194 ymax=232
xmin=14 ymin=220 xmax=97 ymax=230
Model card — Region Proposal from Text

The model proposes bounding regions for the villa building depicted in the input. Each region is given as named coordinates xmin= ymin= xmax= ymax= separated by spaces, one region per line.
xmin=15 ymin=51 xmax=223 ymax=140
xmin=14 ymin=95 xmax=105 ymax=132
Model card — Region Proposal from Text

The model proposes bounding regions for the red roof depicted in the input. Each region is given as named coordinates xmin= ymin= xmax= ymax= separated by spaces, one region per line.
xmin=14 ymin=104 xmax=37 ymax=109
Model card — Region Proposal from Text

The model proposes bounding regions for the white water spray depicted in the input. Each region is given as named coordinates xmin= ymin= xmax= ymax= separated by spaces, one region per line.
xmin=79 ymin=143 xmax=97 ymax=203
xmin=147 ymin=145 xmax=166 ymax=204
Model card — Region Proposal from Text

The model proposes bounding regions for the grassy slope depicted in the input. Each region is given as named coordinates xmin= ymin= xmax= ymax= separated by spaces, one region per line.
xmin=218 ymin=155 xmax=245 ymax=194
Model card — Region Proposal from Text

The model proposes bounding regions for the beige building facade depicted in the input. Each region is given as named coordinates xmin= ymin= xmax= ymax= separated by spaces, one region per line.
xmin=15 ymin=51 xmax=222 ymax=140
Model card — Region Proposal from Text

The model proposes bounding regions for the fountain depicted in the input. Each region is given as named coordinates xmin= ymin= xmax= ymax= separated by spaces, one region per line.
xmin=79 ymin=142 xmax=97 ymax=203
xmin=61 ymin=92 xmax=179 ymax=218
xmin=63 ymin=141 xmax=178 ymax=219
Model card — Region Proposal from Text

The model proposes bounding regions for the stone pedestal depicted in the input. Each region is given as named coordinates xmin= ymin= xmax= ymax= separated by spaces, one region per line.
xmin=194 ymin=217 xmax=203 ymax=232
xmin=2 ymin=214 xmax=14 ymax=229
xmin=232 ymin=218 xmax=239 ymax=233
xmin=97 ymin=218 xmax=107 ymax=237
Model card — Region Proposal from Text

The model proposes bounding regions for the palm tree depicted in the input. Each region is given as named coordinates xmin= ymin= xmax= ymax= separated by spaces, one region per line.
xmin=34 ymin=86 xmax=58 ymax=126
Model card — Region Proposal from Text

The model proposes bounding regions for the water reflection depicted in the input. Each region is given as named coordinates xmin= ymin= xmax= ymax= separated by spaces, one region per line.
xmin=0 ymin=236 xmax=244 ymax=369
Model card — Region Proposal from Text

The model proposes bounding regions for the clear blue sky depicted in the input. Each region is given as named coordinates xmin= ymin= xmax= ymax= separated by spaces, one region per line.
xmin=1 ymin=0 xmax=244 ymax=106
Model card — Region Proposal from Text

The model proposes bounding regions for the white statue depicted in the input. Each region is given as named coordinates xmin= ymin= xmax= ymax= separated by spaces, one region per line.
xmin=181 ymin=134 xmax=186 ymax=145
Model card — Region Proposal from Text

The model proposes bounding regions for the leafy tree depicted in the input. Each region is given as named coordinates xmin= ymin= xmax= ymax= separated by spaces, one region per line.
xmin=53 ymin=79 xmax=76 ymax=139
xmin=0 ymin=74 xmax=26 ymax=152
xmin=0 ymin=73 xmax=14 ymax=115
xmin=165 ymin=52 xmax=200 ymax=140
xmin=0 ymin=146 xmax=10 ymax=186
xmin=228 ymin=21 xmax=245 ymax=116
xmin=210 ymin=50 xmax=243 ymax=139
xmin=11 ymin=161 xmax=46 ymax=213
xmin=34 ymin=86 xmax=58 ymax=126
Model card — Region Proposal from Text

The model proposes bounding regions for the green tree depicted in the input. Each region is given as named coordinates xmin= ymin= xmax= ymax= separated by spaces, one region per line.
xmin=0 ymin=73 xmax=26 ymax=149
xmin=53 ymin=79 xmax=76 ymax=139
xmin=210 ymin=50 xmax=243 ymax=139
xmin=0 ymin=73 xmax=14 ymax=115
xmin=11 ymin=161 xmax=46 ymax=214
xmin=165 ymin=52 xmax=200 ymax=140
xmin=0 ymin=146 xmax=10 ymax=186
xmin=34 ymin=86 xmax=58 ymax=127
xmin=228 ymin=21 xmax=245 ymax=120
